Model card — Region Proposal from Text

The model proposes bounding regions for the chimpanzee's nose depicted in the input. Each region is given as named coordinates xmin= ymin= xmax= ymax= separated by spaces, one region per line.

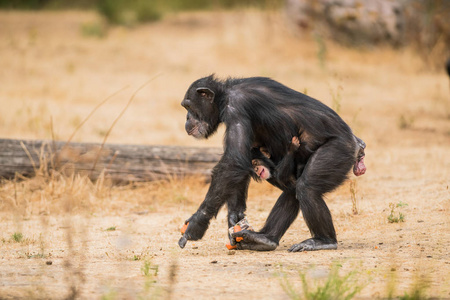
xmin=181 ymin=99 xmax=191 ymax=109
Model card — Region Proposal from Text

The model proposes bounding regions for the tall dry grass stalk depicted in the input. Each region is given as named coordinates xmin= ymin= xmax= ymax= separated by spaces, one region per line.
xmin=166 ymin=254 xmax=179 ymax=300
xmin=349 ymin=180 xmax=359 ymax=215
xmin=90 ymin=75 xmax=160 ymax=174
xmin=0 ymin=74 xmax=176 ymax=216
xmin=0 ymin=164 xmax=209 ymax=216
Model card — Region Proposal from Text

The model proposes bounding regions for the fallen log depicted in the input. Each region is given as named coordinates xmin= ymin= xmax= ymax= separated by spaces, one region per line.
xmin=0 ymin=138 xmax=222 ymax=184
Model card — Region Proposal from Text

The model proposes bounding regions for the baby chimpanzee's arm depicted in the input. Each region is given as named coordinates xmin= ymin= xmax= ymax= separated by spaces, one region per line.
xmin=274 ymin=137 xmax=300 ymax=188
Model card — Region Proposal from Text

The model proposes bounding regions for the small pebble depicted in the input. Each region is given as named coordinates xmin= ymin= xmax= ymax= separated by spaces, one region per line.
xmin=46 ymin=261 xmax=52 ymax=265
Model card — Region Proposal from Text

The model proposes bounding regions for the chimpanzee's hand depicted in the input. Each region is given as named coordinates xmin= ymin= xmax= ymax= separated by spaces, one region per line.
xmin=231 ymin=230 xmax=278 ymax=251
xmin=290 ymin=136 xmax=300 ymax=151
xmin=178 ymin=211 xmax=210 ymax=249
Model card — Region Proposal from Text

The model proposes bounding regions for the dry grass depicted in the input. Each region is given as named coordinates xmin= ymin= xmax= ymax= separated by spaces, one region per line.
xmin=0 ymin=9 xmax=449 ymax=299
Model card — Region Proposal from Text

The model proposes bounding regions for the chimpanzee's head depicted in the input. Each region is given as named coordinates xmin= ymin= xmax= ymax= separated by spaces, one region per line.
xmin=252 ymin=159 xmax=272 ymax=180
xmin=181 ymin=75 xmax=221 ymax=139
xmin=250 ymin=147 xmax=275 ymax=182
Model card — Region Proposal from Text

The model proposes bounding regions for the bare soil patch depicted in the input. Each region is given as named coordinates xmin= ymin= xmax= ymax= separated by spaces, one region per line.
xmin=0 ymin=10 xmax=449 ymax=299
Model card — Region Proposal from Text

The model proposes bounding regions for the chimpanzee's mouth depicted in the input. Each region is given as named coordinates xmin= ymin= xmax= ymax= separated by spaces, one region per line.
xmin=259 ymin=169 xmax=265 ymax=178
xmin=187 ymin=126 xmax=198 ymax=136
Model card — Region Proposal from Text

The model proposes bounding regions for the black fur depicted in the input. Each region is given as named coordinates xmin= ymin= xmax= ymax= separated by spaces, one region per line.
xmin=179 ymin=75 xmax=362 ymax=251
xmin=274 ymin=137 xmax=311 ymax=188
xmin=251 ymin=139 xmax=307 ymax=189
xmin=446 ymin=58 xmax=450 ymax=77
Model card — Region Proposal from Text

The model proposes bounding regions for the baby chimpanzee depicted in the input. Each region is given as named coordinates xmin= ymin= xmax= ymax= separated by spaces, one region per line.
xmin=252 ymin=136 xmax=366 ymax=188
xmin=251 ymin=136 xmax=304 ymax=188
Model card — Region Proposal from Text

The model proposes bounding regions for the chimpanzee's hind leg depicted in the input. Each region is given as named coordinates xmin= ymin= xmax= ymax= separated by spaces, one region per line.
xmin=288 ymin=139 xmax=354 ymax=252
xmin=232 ymin=138 xmax=354 ymax=252
xmin=232 ymin=189 xmax=299 ymax=251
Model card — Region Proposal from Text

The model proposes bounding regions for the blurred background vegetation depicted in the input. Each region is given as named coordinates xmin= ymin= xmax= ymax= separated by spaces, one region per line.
xmin=1 ymin=0 xmax=448 ymax=70
xmin=0 ymin=0 xmax=283 ymax=27
xmin=0 ymin=0 xmax=283 ymax=20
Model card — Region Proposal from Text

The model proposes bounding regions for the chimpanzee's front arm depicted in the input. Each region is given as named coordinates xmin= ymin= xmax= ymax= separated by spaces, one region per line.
xmin=178 ymin=122 xmax=253 ymax=248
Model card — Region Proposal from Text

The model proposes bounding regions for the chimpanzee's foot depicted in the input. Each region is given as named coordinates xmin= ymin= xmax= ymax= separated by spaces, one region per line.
xmin=288 ymin=238 xmax=337 ymax=252
xmin=227 ymin=211 xmax=247 ymax=246
xmin=231 ymin=230 xmax=278 ymax=251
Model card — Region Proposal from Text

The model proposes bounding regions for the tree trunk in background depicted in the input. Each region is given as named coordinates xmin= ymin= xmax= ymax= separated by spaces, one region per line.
xmin=286 ymin=0 xmax=404 ymax=45
xmin=285 ymin=0 xmax=450 ymax=68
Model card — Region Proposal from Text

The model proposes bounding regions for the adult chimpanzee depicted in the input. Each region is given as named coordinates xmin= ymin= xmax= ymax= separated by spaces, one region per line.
xmin=179 ymin=75 xmax=364 ymax=252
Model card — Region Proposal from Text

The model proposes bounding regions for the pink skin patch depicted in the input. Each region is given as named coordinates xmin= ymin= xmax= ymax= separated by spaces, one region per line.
xmin=353 ymin=156 xmax=366 ymax=176
xmin=255 ymin=165 xmax=270 ymax=180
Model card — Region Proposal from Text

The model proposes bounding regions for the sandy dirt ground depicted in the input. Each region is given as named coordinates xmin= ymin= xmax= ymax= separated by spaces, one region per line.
xmin=0 ymin=10 xmax=449 ymax=299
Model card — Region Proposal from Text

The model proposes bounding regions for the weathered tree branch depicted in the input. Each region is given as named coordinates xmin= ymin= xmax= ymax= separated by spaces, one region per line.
xmin=0 ymin=138 xmax=222 ymax=184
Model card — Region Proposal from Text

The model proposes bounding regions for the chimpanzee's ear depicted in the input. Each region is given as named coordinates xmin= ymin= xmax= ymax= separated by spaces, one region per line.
xmin=196 ymin=87 xmax=215 ymax=103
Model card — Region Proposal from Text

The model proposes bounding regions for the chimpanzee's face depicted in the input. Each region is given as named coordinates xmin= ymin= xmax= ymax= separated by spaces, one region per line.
xmin=181 ymin=82 xmax=220 ymax=139
xmin=252 ymin=159 xmax=272 ymax=180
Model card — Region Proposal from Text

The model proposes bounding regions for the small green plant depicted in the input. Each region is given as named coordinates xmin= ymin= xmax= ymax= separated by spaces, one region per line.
xmin=105 ymin=226 xmax=116 ymax=231
xmin=386 ymin=266 xmax=430 ymax=300
xmin=81 ymin=21 xmax=108 ymax=38
xmin=400 ymin=290 xmax=426 ymax=300
xmin=399 ymin=280 xmax=429 ymax=300
xmin=401 ymin=265 xmax=430 ymax=300
xmin=280 ymin=262 xmax=366 ymax=300
xmin=387 ymin=201 xmax=408 ymax=223
xmin=12 ymin=232 xmax=23 ymax=243
xmin=141 ymin=259 xmax=159 ymax=277
xmin=386 ymin=267 xmax=397 ymax=300
xmin=398 ymin=114 xmax=415 ymax=130
xmin=139 ymin=258 xmax=160 ymax=299
xmin=26 ymin=252 xmax=46 ymax=259
xmin=101 ymin=289 xmax=117 ymax=300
